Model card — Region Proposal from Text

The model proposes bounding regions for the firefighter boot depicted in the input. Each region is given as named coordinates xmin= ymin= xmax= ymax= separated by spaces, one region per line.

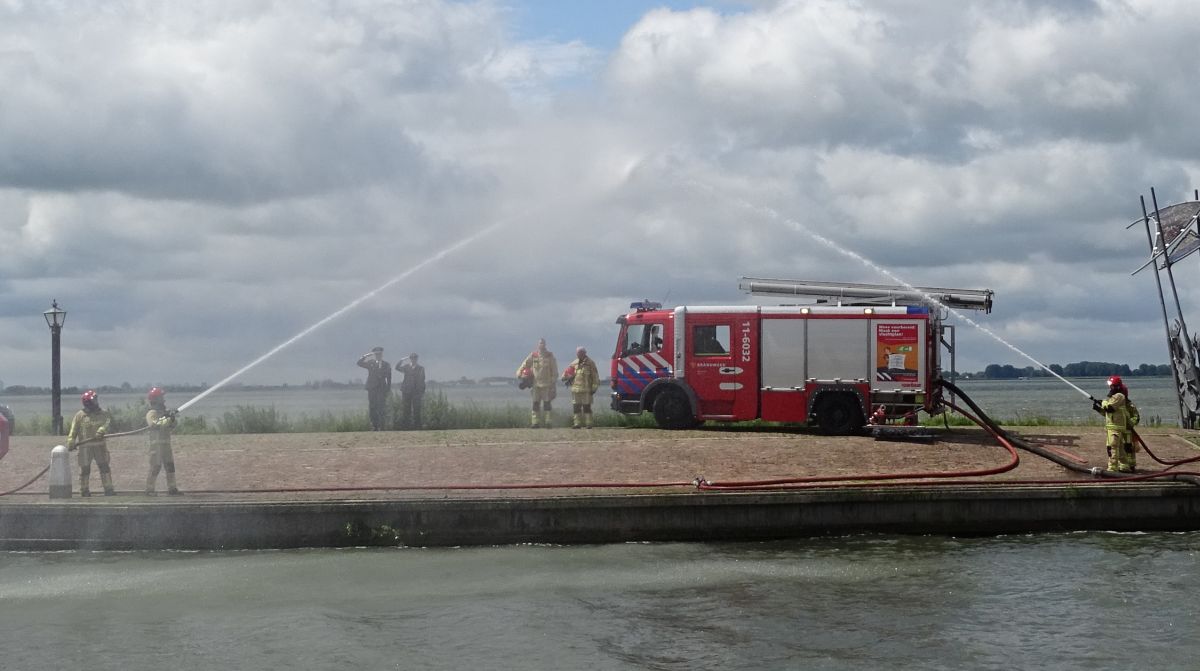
xmin=530 ymin=409 xmax=541 ymax=429
xmin=572 ymin=403 xmax=582 ymax=429
xmin=101 ymin=470 xmax=115 ymax=496
xmin=584 ymin=411 xmax=594 ymax=429
xmin=79 ymin=470 xmax=91 ymax=498
xmin=167 ymin=471 xmax=181 ymax=496
xmin=1120 ymin=443 xmax=1137 ymax=473
xmin=146 ymin=465 xmax=160 ymax=495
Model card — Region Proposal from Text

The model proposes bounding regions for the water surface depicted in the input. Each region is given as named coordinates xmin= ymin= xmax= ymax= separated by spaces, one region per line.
xmin=2 ymin=533 xmax=1196 ymax=670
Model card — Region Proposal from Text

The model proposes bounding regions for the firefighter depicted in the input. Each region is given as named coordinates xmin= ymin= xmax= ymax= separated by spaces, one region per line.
xmin=1092 ymin=375 xmax=1140 ymax=473
xmin=356 ymin=346 xmax=392 ymax=431
xmin=145 ymin=387 xmax=181 ymax=496
xmin=395 ymin=353 xmax=426 ymax=430
xmin=517 ymin=338 xmax=558 ymax=428
xmin=66 ymin=390 xmax=114 ymax=497
xmin=562 ymin=346 xmax=600 ymax=429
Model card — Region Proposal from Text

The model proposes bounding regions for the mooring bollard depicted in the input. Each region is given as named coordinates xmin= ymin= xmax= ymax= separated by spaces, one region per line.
xmin=49 ymin=445 xmax=72 ymax=499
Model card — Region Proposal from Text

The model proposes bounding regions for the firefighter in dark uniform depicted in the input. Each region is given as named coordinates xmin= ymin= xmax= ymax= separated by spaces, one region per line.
xmin=1093 ymin=375 xmax=1140 ymax=473
xmin=357 ymin=346 xmax=392 ymax=431
xmin=396 ymin=353 xmax=426 ymax=430
xmin=66 ymin=390 xmax=114 ymax=497
xmin=145 ymin=386 xmax=181 ymax=495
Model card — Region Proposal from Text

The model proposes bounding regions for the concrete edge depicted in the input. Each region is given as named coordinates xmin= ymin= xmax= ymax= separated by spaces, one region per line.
xmin=1 ymin=484 xmax=1198 ymax=551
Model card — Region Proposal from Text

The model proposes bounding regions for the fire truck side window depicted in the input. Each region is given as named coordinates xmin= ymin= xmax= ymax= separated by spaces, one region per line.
xmin=693 ymin=325 xmax=729 ymax=356
xmin=622 ymin=324 xmax=647 ymax=356
xmin=649 ymin=325 xmax=663 ymax=352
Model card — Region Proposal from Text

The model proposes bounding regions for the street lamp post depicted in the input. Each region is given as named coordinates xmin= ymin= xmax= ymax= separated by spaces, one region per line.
xmin=43 ymin=300 xmax=67 ymax=435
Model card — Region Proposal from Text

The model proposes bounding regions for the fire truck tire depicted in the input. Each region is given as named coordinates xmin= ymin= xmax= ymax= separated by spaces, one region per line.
xmin=653 ymin=389 xmax=696 ymax=430
xmin=815 ymin=394 xmax=864 ymax=435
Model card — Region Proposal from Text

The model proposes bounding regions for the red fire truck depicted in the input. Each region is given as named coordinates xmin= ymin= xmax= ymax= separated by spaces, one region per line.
xmin=610 ymin=278 xmax=992 ymax=433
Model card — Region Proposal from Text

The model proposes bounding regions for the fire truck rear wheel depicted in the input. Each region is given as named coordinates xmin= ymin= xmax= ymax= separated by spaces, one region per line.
xmin=653 ymin=388 xmax=695 ymax=430
xmin=815 ymin=394 xmax=864 ymax=435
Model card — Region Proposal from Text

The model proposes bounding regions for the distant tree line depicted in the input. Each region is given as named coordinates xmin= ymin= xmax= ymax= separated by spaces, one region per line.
xmin=969 ymin=361 xmax=1170 ymax=379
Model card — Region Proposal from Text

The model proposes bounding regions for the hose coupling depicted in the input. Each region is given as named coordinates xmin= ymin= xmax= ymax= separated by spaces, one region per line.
xmin=692 ymin=475 xmax=708 ymax=488
xmin=1090 ymin=467 xmax=1103 ymax=477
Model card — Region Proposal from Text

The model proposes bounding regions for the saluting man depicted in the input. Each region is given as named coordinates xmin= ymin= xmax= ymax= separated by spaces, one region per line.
xmin=396 ymin=353 xmax=426 ymax=430
xmin=357 ymin=346 xmax=392 ymax=431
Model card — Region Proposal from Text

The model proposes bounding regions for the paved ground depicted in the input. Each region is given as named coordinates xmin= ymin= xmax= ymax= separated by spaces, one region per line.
xmin=2 ymin=425 xmax=1199 ymax=502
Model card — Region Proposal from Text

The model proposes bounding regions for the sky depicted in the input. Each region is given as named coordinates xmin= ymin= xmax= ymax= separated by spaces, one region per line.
xmin=3 ymin=0 xmax=1200 ymax=392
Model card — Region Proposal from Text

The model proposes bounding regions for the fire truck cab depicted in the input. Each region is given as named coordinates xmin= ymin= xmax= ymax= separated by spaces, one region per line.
xmin=610 ymin=278 xmax=992 ymax=434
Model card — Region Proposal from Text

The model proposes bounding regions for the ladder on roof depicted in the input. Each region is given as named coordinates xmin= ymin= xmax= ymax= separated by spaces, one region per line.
xmin=738 ymin=277 xmax=994 ymax=313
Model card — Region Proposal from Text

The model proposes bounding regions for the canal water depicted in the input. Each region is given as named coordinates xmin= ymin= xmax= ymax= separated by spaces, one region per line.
xmin=2 ymin=533 xmax=1197 ymax=670
xmin=0 ymin=376 xmax=1184 ymax=427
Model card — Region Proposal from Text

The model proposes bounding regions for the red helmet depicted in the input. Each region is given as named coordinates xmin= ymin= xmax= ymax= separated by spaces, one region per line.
xmin=147 ymin=387 xmax=166 ymax=403
xmin=81 ymin=389 xmax=98 ymax=409
xmin=1108 ymin=375 xmax=1127 ymax=394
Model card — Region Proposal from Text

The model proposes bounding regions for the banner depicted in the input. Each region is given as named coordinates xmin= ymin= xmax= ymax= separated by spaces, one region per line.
xmin=876 ymin=323 xmax=919 ymax=386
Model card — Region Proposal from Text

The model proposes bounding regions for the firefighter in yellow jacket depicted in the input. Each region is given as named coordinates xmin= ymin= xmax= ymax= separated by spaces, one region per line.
xmin=145 ymin=387 xmax=181 ymax=496
xmin=1093 ymin=375 xmax=1140 ymax=473
xmin=562 ymin=346 xmax=600 ymax=429
xmin=517 ymin=338 xmax=558 ymax=427
xmin=66 ymin=389 xmax=114 ymax=497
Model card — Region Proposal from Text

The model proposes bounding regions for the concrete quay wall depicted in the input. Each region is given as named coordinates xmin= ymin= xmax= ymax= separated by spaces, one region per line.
xmin=2 ymin=484 xmax=1199 ymax=551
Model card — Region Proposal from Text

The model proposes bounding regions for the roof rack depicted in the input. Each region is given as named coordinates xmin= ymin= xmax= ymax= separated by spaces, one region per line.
xmin=739 ymin=277 xmax=994 ymax=313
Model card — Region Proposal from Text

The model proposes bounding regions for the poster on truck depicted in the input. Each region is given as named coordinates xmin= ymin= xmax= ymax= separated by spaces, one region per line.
xmin=875 ymin=322 xmax=920 ymax=386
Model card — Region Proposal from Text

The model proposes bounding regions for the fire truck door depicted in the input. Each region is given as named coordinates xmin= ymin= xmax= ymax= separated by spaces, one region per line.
xmin=687 ymin=317 xmax=757 ymax=418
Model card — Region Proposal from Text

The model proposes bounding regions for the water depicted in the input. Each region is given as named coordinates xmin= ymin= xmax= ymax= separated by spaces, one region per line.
xmin=1 ymin=533 xmax=1196 ymax=670
xmin=0 ymin=377 xmax=1181 ymax=427
xmin=704 ymin=185 xmax=1093 ymax=399
xmin=950 ymin=376 xmax=1179 ymax=425
xmin=178 ymin=221 xmax=504 ymax=413
xmin=0 ymin=384 xmax=578 ymax=425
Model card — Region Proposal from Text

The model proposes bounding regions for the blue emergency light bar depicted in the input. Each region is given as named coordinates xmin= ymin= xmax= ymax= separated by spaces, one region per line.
xmin=629 ymin=300 xmax=662 ymax=311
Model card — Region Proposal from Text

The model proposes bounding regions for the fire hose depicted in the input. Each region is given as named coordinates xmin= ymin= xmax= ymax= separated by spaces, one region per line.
xmin=939 ymin=379 xmax=1200 ymax=487
xmin=0 ymin=425 xmax=151 ymax=497
xmin=2 ymin=386 xmax=1199 ymax=496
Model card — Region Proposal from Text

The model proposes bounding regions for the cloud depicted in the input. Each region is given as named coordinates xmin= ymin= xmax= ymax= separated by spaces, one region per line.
xmin=2 ymin=0 xmax=1200 ymax=394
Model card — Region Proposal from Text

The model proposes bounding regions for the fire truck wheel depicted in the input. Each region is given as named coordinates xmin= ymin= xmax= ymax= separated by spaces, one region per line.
xmin=653 ymin=388 xmax=695 ymax=430
xmin=815 ymin=394 xmax=864 ymax=435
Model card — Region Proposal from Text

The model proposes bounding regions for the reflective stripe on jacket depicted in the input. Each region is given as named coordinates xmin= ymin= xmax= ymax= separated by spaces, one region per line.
xmin=1101 ymin=393 xmax=1139 ymax=433
xmin=67 ymin=409 xmax=112 ymax=449
xmin=146 ymin=407 xmax=176 ymax=449
xmin=518 ymin=351 xmax=559 ymax=388
xmin=567 ymin=356 xmax=600 ymax=394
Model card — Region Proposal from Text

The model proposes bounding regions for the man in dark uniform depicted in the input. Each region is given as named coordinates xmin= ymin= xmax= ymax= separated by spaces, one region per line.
xmin=356 ymin=346 xmax=392 ymax=431
xmin=396 ymin=352 xmax=426 ymax=430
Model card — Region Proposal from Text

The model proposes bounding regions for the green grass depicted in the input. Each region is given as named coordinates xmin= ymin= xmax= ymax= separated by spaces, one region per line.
xmin=7 ymin=391 xmax=655 ymax=436
xmin=7 ymin=396 xmax=1164 ymax=436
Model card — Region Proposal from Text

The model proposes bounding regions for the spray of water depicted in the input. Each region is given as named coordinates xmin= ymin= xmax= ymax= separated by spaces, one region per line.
xmin=177 ymin=221 xmax=504 ymax=413
xmin=691 ymin=181 xmax=1095 ymax=400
